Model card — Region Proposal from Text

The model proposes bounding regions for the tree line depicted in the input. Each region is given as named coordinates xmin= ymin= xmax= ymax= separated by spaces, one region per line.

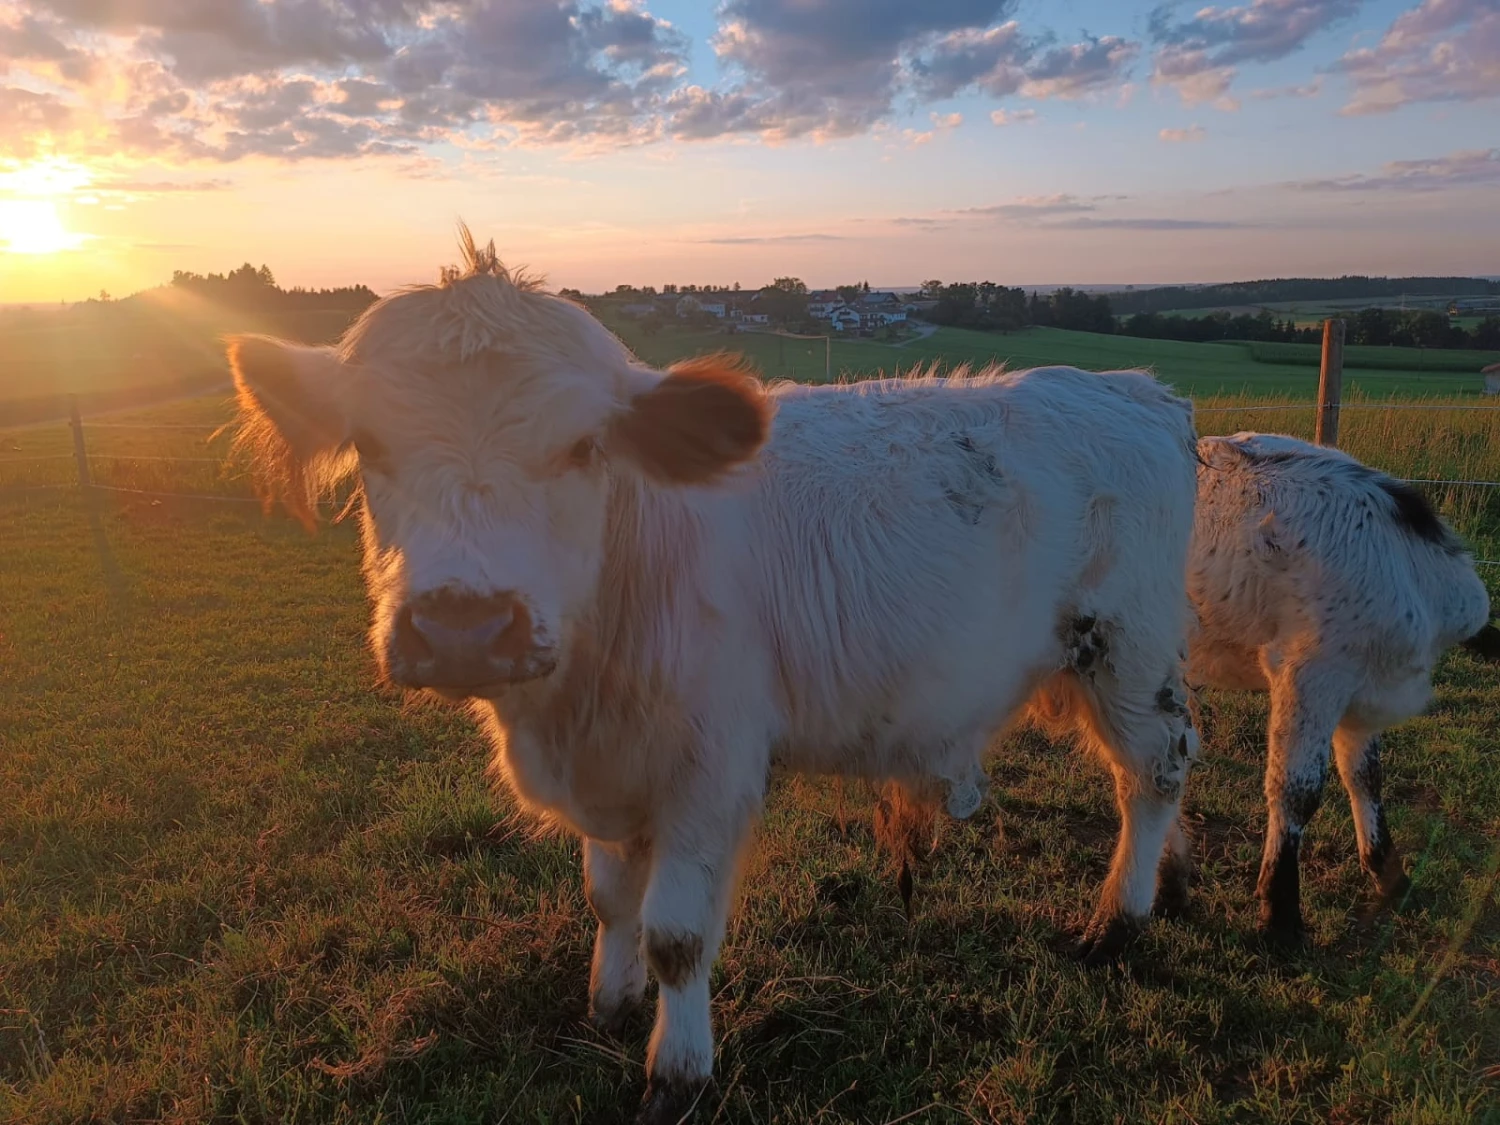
xmin=1121 ymin=307 xmax=1500 ymax=350
xmin=919 ymin=279 xmax=1500 ymax=351
xmin=168 ymin=263 xmax=378 ymax=312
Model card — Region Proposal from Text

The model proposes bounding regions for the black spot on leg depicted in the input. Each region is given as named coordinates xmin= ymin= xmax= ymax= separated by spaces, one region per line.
xmin=644 ymin=929 xmax=703 ymax=990
xmin=1061 ymin=613 xmax=1108 ymax=676
xmin=1153 ymin=849 xmax=1192 ymax=921
xmin=1353 ymin=736 xmax=1384 ymax=799
xmin=1285 ymin=779 xmax=1325 ymax=828
xmin=1156 ymin=684 xmax=1187 ymax=717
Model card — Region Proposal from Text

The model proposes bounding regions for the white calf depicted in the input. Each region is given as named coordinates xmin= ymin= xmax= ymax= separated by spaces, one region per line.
xmin=1189 ymin=433 xmax=1496 ymax=941
xmin=226 ymin=230 xmax=1201 ymax=1123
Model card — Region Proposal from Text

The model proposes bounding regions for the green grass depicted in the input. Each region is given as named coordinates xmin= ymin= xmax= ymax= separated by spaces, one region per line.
xmin=608 ymin=322 xmax=1492 ymax=397
xmin=0 ymin=299 xmax=361 ymax=427
xmin=2 ymin=383 xmax=1500 ymax=1122
xmin=1243 ymin=340 xmax=1499 ymax=375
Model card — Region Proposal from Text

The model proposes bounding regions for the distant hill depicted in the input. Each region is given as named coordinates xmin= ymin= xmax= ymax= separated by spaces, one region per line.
xmin=1109 ymin=276 xmax=1500 ymax=316
xmin=0 ymin=264 xmax=376 ymax=425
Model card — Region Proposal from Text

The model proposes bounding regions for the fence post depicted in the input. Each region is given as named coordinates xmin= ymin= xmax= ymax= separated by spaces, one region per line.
xmin=1316 ymin=318 xmax=1344 ymax=447
xmin=68 ymin=395 xmax=92 ymax=488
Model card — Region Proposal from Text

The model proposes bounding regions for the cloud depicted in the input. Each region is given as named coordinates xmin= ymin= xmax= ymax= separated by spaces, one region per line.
xmin=2 ymin=0 xmax=1140 ymax=158
xmin=1020 ymin=35 xmax=1140 ymax=99
xmin=677 ymin=1 xmax=1138 ymax=141
xmin=989 ymin=107 xmax=1038 ymax=125
xmin=0 ymin=0 xmax=691 ymax=160
xmin=693 ymin=232 xmax=846 ymax=244
xmin=1337 ymin=0 xmax=1500 ymax=115
xmin=1148 ymin=0 xmax=1363 ymax=107
xmin=950 ymin=193 xmax=1107 ymax=218
xmin=1287 ymin=147 xmax=1500 ymax=191
xmin=95 ymin=178 xmax=233 ymax=194
xmin=1247 ymin=78 xmax=1324 ymax=100
xmin=1047 ymin=217 xmax=1253 ymax=230
xmin=1159 ymin=124 xmax=1206 ymax=142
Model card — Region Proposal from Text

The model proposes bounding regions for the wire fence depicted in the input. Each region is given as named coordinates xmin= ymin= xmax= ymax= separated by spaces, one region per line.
xmin=3 ymin=395 xmax=1500 ymax=567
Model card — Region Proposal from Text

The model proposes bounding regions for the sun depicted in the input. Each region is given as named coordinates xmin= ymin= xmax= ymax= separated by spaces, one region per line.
xmin=0 ymin=198 xmax=88 ymax=254
xmin=0 ymin=157 xmax=94 ymax=255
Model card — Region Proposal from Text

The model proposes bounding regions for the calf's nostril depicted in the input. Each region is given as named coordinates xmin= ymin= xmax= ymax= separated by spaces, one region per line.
xmin=394 ymin=606 xmax=435 ymax=665
xmin=482 ymin=606 xmax=518 ymax=655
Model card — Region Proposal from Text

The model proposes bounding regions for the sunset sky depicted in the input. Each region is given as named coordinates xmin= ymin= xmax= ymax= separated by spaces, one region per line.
xmin=1 ymin=0 xmax=1498 ymax=303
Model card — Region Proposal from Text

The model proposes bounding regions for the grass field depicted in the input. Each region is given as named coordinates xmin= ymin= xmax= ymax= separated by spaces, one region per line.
xmin=3 ymin=379 xmax=1499 ymax=1122
xmin=603 ymin=321 xmax=1493 ymax=398
xmin=0 ymin=295 xmax=362 ymax=427
xmin=1243 ymin=341 xmax=1498 ymax=375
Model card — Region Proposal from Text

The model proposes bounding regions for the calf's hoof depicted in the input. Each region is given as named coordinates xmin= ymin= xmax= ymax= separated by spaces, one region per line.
xmin=590 ymin=998 xmax=644 ymax=1039
xmin=1256 ymin=914 xmax=1308 ymax=951
xmin=636 ymin=1075 xmax=708 ymax=1125
xmin=1074 ymin=915 xmax=1140 ymax=967
xmin=1378 ymin=873 xmax=1424 ymax=915
xmin=1151 ymin=879 xmax=1191 ymax=922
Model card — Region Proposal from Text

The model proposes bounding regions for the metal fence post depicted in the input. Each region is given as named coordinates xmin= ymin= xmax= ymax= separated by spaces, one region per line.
xmin=68 ymin=395 xmax=92 ymax=488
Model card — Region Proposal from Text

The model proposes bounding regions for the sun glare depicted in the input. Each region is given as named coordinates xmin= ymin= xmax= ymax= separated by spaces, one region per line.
xmin=0 ymin=199 xmax=89 ymax=254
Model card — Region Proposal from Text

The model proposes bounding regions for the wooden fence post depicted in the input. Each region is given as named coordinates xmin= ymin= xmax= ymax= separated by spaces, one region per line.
xmin=68 ymin=395 xmax=92 ymax=489
xmin=1316 ymin=318 xmax=1344 ymax=447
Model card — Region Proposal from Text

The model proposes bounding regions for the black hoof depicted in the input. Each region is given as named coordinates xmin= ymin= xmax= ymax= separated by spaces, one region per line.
xmin=1152 ymin=881 xmax=1191 ymax=922
xmin=1379 ymin=874 xmax=1426 ymax=915
xmin=1257 ymin=918 xmax=1308 ymax=951
xmin=590 ymin=996 xmax=646 ymax=1038
xmin=1075 ymin=915 xmax=1140 ymax=966
xmin=636 ymin=1076 xmax=708 ymax=1125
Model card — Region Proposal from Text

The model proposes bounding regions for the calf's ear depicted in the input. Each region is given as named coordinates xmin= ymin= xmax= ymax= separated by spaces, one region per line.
xmin=608 ymin=353 xmax=772 ymax=485
xmin=226 ymin=334 xmax=355 ymax=529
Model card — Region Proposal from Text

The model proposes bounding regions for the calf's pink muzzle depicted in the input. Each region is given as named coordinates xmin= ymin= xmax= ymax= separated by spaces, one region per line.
xmin=387 ymin=589 xmax=551 ymax=693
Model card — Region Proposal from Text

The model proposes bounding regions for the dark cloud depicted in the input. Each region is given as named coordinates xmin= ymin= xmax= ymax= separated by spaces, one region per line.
xmin=97 ymin=177 xmax=232 ymax=193
xmin=0 ymin=85 xmax=74 ymax=156
xmin=908 ymin=22 xmax=1031 ymax=100
xmin=1021 ymin=35 xmax=1140 ymax=98
xmin=694 ymin=233 xmax=846 ymax=244
xmin=1337 ymin=0 xmax=1500 ymax=115
xmin=950 ymin=194 xmax=1103 ymax=218
xmin=1287 ymin=148 xmax=1500 ymax=192
xmin=709 ymin=0 xmax=1015 ymax=136
xmin=1047 ymin=217 xmax=1253 ymax=230
xmin=1148 ymin=0 xmax=1363 ymax=106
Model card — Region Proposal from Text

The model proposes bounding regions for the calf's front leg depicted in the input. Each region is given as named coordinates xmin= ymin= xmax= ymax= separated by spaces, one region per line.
xmin=635 ymin=787 xmax=759 ymax=1125
xmin=585 ymin=836 xmax=651 ymax=1033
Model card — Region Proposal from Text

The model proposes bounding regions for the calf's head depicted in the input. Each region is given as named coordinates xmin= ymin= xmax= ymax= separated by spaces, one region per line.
xmin=227 ymin=231 xmax=770 ymax=697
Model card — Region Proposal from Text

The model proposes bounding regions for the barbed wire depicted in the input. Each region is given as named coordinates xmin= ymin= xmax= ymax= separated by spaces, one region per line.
xmin=81 ymin=422 xmax=227 ymax=431
xmin=4 ymin=480 xmax=1497 ymax=567
xmin=85 ymin=483 xmax=262 ymax=503
xmin=87 ymin=454 xmax=225 ymax=463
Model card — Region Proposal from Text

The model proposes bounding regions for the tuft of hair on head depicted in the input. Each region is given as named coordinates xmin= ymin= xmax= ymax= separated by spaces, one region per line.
xmin=224 ymin=335 xmax=356 ymax=532
xmin=610 ymin=352 xmax=774 ymax=486
xmin=439 ymin=220 xmax=545 ymax=292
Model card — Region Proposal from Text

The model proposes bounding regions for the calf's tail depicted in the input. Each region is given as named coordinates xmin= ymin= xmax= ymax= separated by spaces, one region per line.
xmin=1462 ymin=622 xmax=1500 ymax=663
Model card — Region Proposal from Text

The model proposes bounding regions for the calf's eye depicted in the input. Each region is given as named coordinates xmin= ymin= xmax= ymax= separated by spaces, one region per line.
xmin=567 ymin=436 xmax=598 ymax=470
xmin=351 ymin=429 xmax=390 ymax=473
